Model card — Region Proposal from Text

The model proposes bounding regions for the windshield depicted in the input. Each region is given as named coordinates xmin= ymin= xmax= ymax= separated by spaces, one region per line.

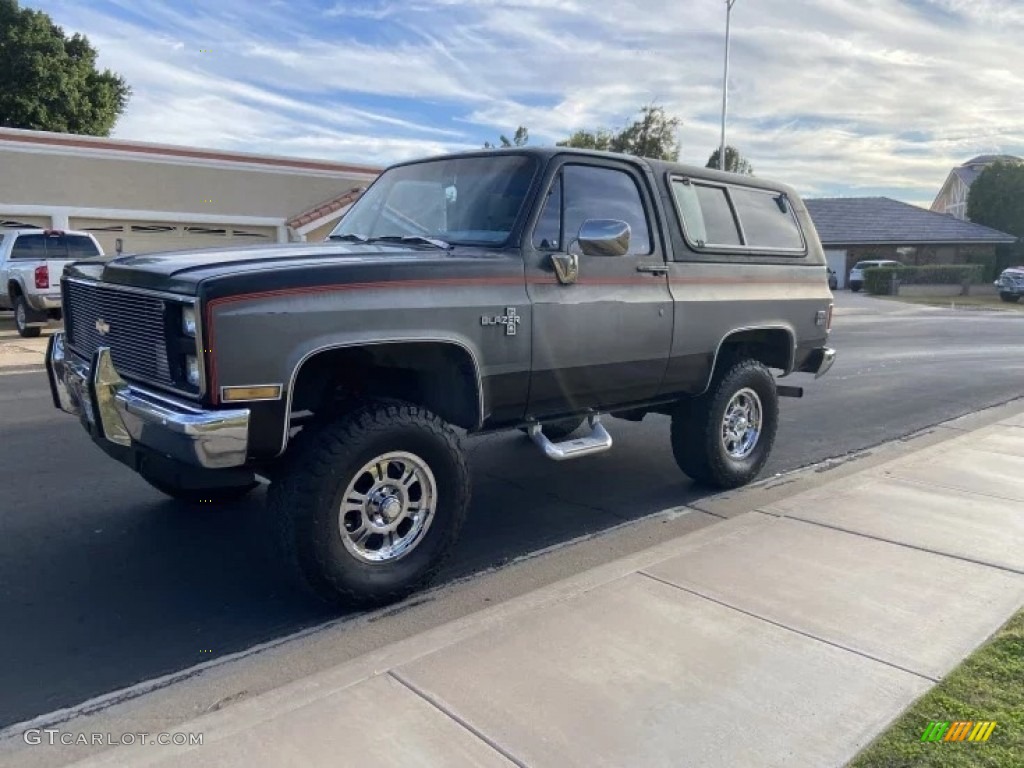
xmin=331 ymin=155 xmax=538 ymax=247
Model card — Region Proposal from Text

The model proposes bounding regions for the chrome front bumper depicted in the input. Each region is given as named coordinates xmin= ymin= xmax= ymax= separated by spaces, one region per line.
xmin=46 ymin=332 xmax=251 ymax=469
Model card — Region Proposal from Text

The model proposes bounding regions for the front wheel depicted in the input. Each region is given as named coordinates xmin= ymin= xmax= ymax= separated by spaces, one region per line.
xmin=268 ymin=401 xmax=470 ymax=607
xmin=999 ymin=292 xmax=1020 ymax=304
xmin=670 ymin=359 xmax=779 ymax=489
xmin=14 ymin=296 xmax=42 ymax=338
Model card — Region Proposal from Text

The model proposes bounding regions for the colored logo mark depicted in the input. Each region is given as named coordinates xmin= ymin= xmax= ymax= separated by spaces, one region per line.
xmin=921 ymin=720 xmax=997 ymax=743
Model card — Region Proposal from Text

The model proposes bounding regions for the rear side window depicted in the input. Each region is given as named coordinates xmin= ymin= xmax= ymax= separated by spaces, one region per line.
xmin=672 ymin=178 xmax=806 ymax=254
xmin=729 ymin=187 xmax=804 ymax=251
xmin=10 ymin=234 xmax=47 ymax=259
xmin=672 ymin=182 xmax=741 ymax=247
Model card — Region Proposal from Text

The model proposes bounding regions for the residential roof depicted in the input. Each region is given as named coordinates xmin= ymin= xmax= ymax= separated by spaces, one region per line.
xmin=964 ymin=154 xmax=1022 ymax=167
xmin=0 ymin=127 xmax=381 ymax=177
xmin=287 ymin=187 xmax=366 ymax=229
xmin=805 ymin=197 xmax=1018 ymax=246
xmin=953 ymin=154 xmax=1023 ymax=188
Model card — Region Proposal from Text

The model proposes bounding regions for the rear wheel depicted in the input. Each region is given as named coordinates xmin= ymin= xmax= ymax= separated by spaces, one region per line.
xmin=849 ymin=283 xmax=861 ymax=293
xmin=269 ymin=400 xmax=470 ymax=607
xmin=671 ymin=359 xmax=779 ymax=489
xmin=14 ymin=296 xmax=41 ymax=338
xmin=999 ymin=292 xmax=1020 ymax=304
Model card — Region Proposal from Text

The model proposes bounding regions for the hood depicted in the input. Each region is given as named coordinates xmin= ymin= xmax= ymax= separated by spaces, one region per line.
xmin=66 ymin=241 xmax=466 ymax=294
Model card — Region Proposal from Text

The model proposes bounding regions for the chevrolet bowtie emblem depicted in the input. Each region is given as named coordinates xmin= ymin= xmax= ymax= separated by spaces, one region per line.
xmin=95 ymin=318 xmax=111 ymax=336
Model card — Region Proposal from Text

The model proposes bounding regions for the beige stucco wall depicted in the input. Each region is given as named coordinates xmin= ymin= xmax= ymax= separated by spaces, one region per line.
xmin=303 ymin=220 xmax=338 ymax=243
xmin=0 ymin=147 xmax=375 ymax=219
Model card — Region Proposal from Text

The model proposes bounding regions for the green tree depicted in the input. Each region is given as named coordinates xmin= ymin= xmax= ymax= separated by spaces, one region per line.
xmin=0 ymin=0 xmax=130 ymax=135
xmin=967 ymin=161 xmax=1024 ymax=271
xmin=558 ymin=103 xmax=682 ymax=161
xmin=557 ymin=128 xmax=615 ymax=152
xmin=611 ymin=104 xmax=680 ymax=161
xmin=484 ymin=125 xmax=528 ymax=149
xmin=706 ymin=145 xmax=753 ymax=174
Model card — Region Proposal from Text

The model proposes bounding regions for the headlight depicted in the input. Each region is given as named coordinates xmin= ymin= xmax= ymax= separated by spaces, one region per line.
xmin=185 ymin=355 xmax=200 ymax=387
xmin=182 ymin=306 xmax=197 ymax=337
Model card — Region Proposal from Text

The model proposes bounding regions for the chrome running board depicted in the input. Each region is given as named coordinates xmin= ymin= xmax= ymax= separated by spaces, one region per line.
xmin=528 ymin=414 xmax=613 ymax=461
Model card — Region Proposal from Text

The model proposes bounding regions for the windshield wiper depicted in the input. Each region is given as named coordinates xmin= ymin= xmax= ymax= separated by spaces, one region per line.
xmin=368 ymin=235 xmax=452 ymax=250
xmin=327 ymin=233 xmax=370 ymax=242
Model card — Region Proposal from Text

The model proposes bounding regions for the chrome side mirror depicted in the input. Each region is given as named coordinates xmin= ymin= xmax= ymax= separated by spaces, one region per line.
xmin=577 ymin=219 xmax=630 ymax=257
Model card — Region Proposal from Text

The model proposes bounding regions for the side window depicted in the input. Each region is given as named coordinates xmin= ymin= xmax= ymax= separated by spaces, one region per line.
xmin=729 ymin=187 xmax=804 ymax=251
xmin=671 ymin=181 xmax=708 ymax=246
xmin=532 ymin=174 xmax=562 ymax=251
xmin=692 ymin=184 xmax=742 ymax=246
xmin=10 ymin=234 xmax=47 ymax=260
xmin=562 ymin=165 xmax=652 ymax=255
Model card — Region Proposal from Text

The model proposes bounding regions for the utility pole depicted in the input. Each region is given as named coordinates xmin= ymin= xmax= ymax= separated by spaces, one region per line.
xmin=719 ymin=0 xmax=738 ymax=172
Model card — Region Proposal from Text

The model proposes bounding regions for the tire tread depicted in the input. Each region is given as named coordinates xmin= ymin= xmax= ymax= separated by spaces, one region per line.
xmin=268 ymin=400 xmax=469 ymax=606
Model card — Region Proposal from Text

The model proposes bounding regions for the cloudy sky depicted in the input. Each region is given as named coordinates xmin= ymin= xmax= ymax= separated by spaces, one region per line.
xmin=31 ymin=0 xmax=1024 ymax=205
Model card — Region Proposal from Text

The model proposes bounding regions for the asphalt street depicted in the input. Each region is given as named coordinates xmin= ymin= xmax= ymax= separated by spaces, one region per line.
xmin=1 ymin=292 xmax=1023 ymax=728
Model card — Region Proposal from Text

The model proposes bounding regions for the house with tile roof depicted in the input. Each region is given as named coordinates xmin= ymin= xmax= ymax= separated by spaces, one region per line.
xmin=930 ymin=155 xmax=1023 ymax=221
xmin=805 ymin=196 xmax=1017 ymax=289
xmin=0 ymin=127 xmax=379 ymax=255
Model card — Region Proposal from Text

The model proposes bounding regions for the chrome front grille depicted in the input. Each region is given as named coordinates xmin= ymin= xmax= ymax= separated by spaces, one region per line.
xmin=64 ymin=280 xmax=174 ymax=387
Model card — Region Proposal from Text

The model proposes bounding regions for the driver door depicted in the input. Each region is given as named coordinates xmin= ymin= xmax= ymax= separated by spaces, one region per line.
xmin=524 ymin=159 xmax=674 ymax=418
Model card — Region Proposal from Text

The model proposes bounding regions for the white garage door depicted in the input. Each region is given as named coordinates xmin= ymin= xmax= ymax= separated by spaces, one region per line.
xmin=70 ymin=219 xmax=277 ymax=256
xmin=825 ymin=249 xmax=847 ymax=289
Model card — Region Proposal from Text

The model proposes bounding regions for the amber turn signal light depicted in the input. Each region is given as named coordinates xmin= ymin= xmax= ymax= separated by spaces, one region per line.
xmin=220 ymin=385 xmax=282 ymax=402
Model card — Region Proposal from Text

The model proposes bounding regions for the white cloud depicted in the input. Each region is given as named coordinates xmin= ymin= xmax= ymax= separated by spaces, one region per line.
xmin=32 ymin=0 xmax=1024 ymax=200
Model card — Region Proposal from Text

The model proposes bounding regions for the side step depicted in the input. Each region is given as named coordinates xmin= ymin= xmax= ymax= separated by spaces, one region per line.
xmin=528 ymin=415 xmax=613 ymax=461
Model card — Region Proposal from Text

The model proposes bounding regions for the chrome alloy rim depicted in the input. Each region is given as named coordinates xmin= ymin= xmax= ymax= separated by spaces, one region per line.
xmin=15 ymin=302 xmax=25 ymax=330
xmin=338 ymin=451 xmax=437 ymax=563
xmin=720 ymin=388 xmax=762 ymax=460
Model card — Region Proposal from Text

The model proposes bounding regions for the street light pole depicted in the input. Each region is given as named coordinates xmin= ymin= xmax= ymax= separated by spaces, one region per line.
xmin=719 ymin=0 xmax=737 ymax=172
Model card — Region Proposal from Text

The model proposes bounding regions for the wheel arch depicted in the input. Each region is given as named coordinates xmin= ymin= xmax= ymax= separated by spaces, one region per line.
xmin=7 ymin=277 xmax=26 ymax=302
xmin=282 ymin=338 xmax=485 ymax=454
xmin=699 ymin=325 xmax=796 ymax=395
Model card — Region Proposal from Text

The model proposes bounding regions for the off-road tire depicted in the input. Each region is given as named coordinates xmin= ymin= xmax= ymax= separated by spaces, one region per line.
xmin=670 ymin=359 xmax=779 ymax=489
xmin=14 ymin=295 xmax=41 ymax=338
xmin=520 ymin=417 xmax=585 ymax=442
xmin=268 ymin=400 xmax=470 ymax=607
xmin=999 ymin=292 xmax=1020 ymax=304
xmin=143 ymin=476 xmax=259 ymax=504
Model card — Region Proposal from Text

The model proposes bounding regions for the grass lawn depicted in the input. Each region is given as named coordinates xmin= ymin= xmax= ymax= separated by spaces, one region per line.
xmin=849 ymin=609 xmax=1024 ymax=767
xmin=877 ymin=295 xmax=1024 ymax=312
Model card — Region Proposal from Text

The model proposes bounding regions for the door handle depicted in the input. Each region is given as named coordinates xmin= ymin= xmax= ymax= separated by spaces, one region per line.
xmin=636 ymin=264 xmax=669 ymax=275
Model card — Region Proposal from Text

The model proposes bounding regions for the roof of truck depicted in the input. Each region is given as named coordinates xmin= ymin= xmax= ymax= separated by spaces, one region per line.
xmin=396 ymin=146 xmax=799 ymax=197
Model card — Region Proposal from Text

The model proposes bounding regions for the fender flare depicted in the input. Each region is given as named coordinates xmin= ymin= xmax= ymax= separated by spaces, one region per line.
xmin=697 ymin=325 xmax=797 ymax=395
xmin=277 ymin=337 xmax=486 ymax=457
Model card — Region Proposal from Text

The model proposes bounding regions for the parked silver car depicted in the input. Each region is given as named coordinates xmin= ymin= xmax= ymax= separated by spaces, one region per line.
xmin=848 ymin=259 xmax=902 ymax=292
xmin=995 ymin=267 xmax=1024 ymax=303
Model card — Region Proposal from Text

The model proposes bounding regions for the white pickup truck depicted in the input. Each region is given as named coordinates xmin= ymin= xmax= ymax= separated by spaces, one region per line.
xmin=0 ymin=229 xmax=104 ymax=337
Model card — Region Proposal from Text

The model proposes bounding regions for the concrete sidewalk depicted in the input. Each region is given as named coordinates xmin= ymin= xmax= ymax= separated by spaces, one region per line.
xmin=70 ymin=411 xmax=1024 ymax=768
